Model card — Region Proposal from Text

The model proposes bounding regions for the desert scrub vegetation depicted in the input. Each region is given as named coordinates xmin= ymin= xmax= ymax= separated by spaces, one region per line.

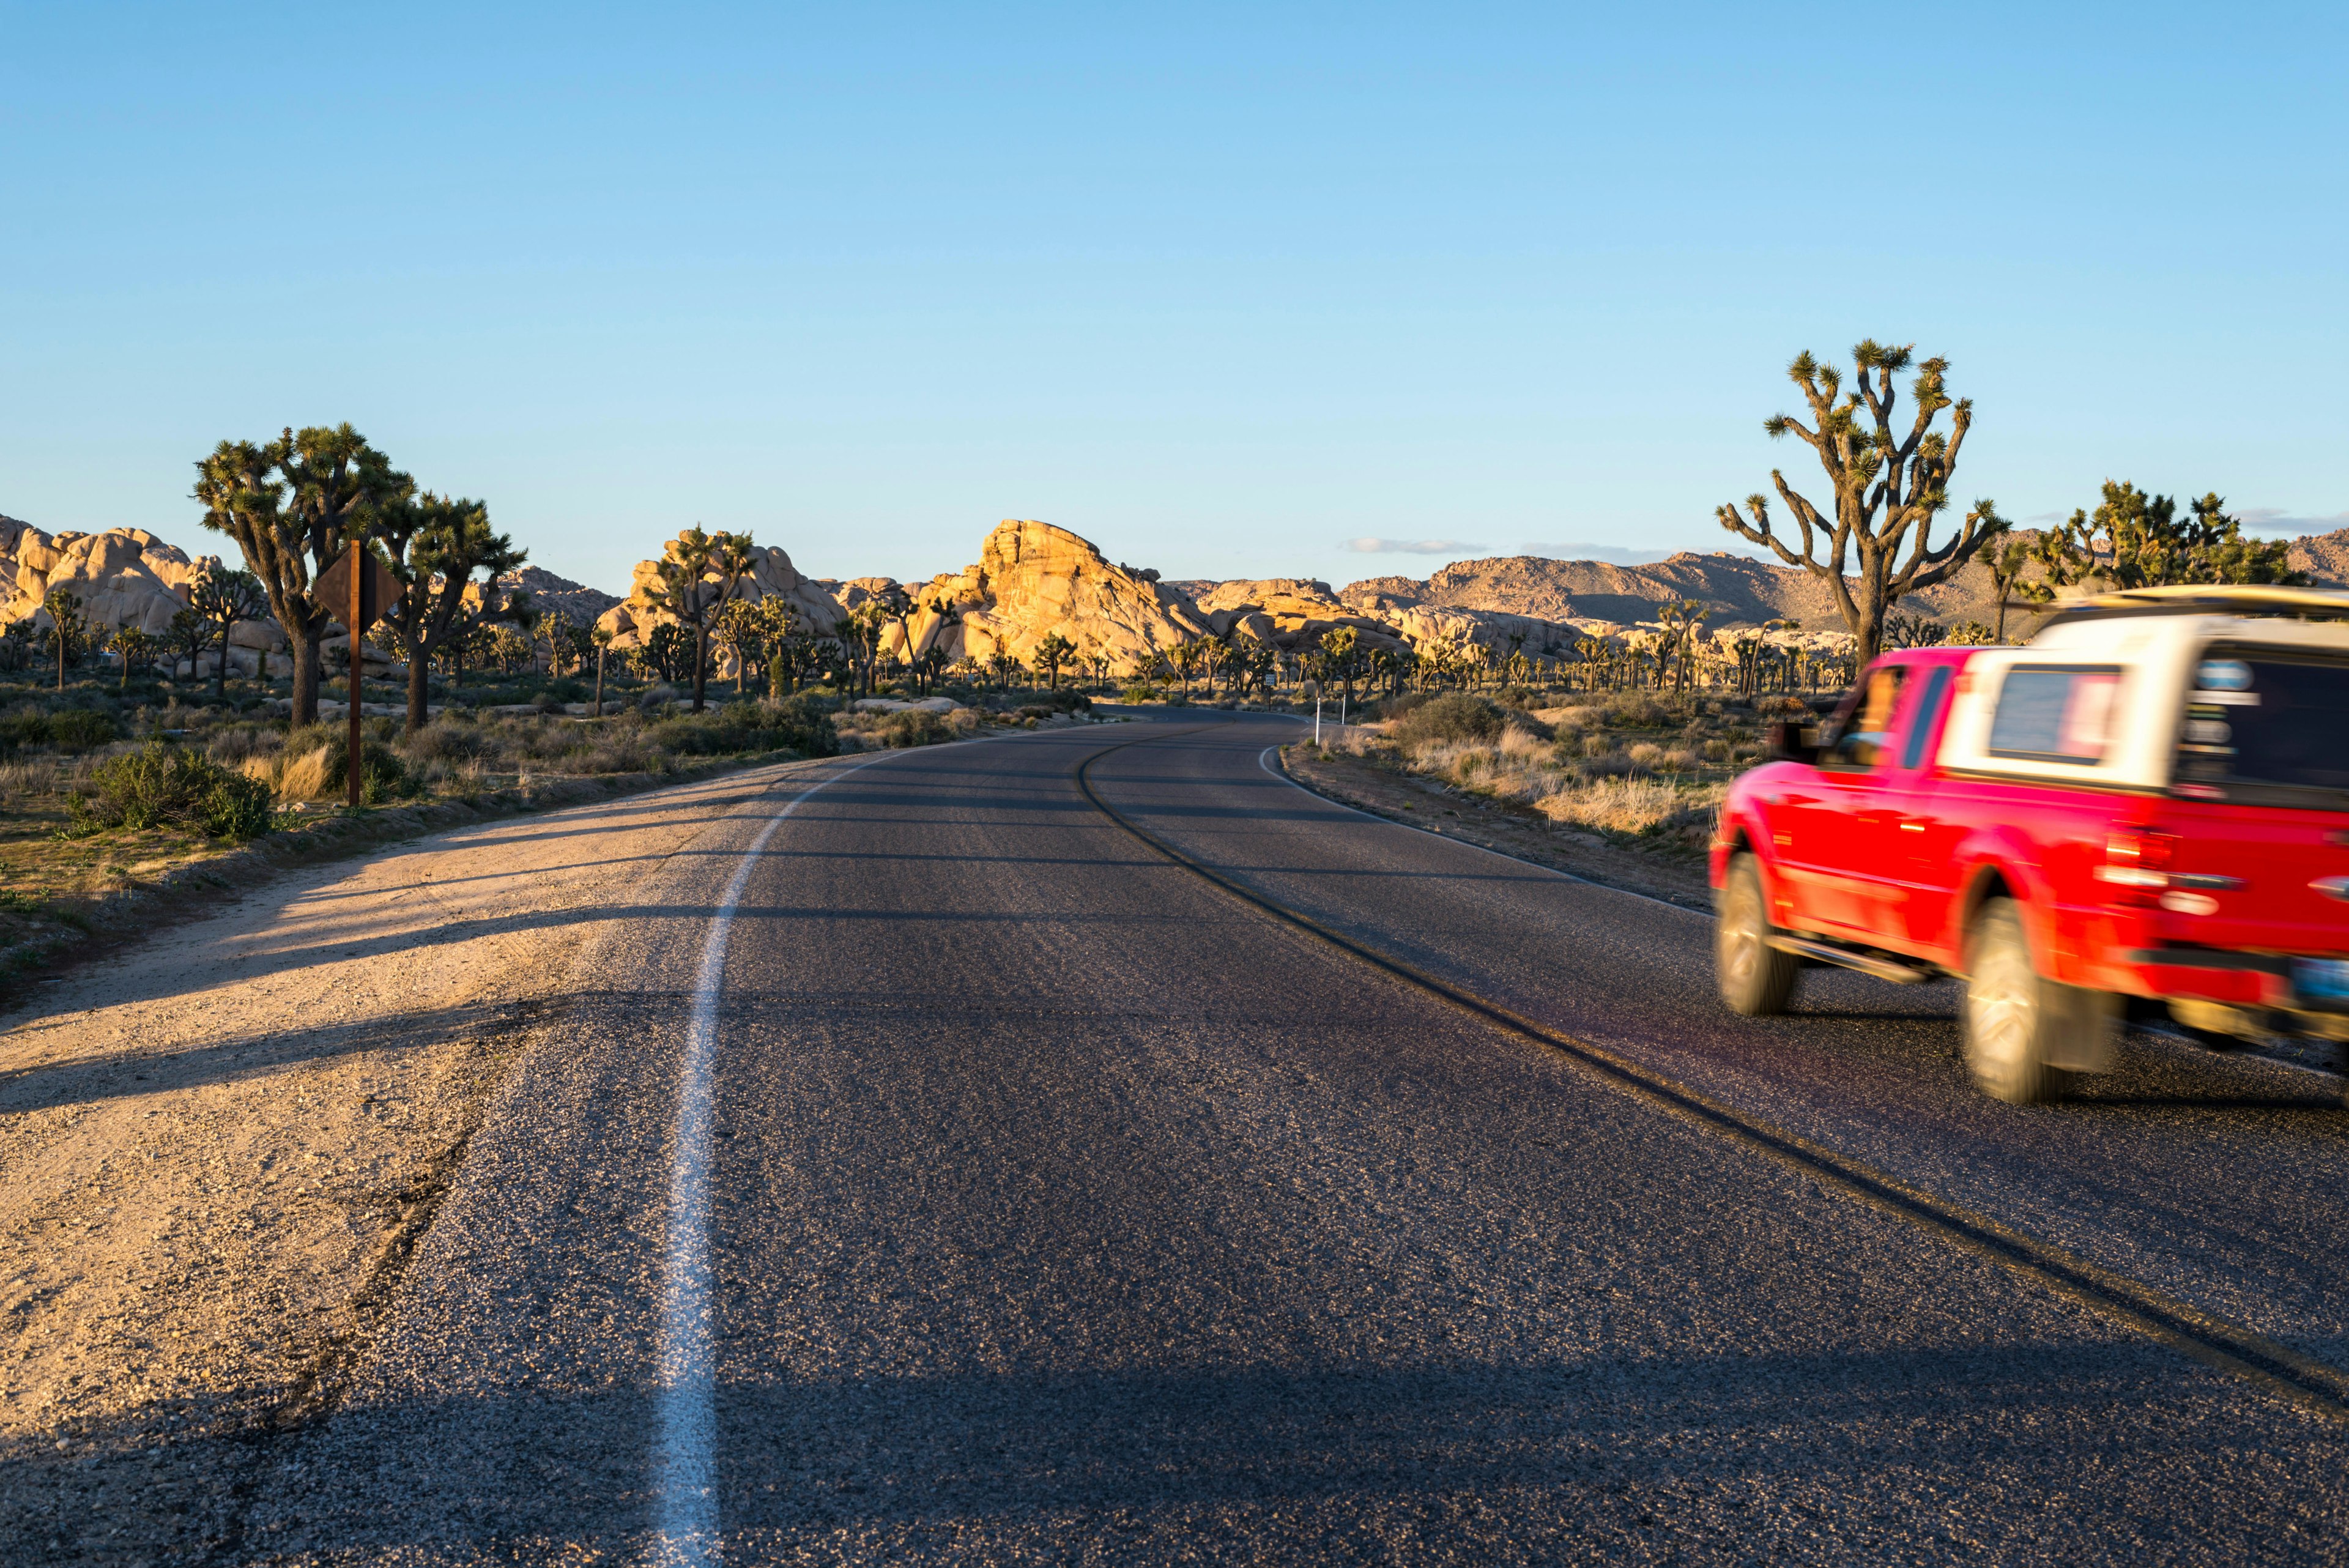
xmin=1330 ymin=688 xmax=1790 ymax=850
xmin=0 ymin=689 xmax=869 ymax=967
xmin=66 ymin=741 xmax=276 ymax=840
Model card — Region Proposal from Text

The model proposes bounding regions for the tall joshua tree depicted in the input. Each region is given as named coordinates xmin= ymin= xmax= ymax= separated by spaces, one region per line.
xmin=1033 ymin=631 xmax=1075 ymax=690
xmin=1980 ymin=532 xmax=2035 ymax=645
xmin=1717 ymin=342 xmax=2008 ymax=664
xmin=647 ymin=527 xmax=757 ymax=712
xmin=42 ymin=589 xmax=87 ymax=690
xmin=194 ymin=425 xmax=410 ymax=725
xmin=374 ymin=493 xmax=531 ymax=731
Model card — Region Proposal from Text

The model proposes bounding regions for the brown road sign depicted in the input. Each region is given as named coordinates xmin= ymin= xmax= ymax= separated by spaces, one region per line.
xmin=317 ymin=550 xmax=403 ymax=630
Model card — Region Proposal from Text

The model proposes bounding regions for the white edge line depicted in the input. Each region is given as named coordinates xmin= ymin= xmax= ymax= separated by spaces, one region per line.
xmin=1252 ymin=740 xmax=1710 ymax=919
xmin=651 ymin=748 xmax=898 ymax=1567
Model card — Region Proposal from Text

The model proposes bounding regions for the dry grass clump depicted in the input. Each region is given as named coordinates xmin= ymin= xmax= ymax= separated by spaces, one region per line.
xmin=1534 ymin=776 xmax=1723 ymax=837
xmin=1358 ymin=684 xmax=1776 ymax=847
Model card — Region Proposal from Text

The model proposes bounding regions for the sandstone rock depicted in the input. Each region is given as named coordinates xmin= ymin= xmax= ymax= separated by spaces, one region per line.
xmin=497 ymin=566 xmax=620 ymax=627
xmin=889 ymin=520 xmax=1214 ymax=672
xmin=1 ymin=522 xmax=221 ymax=635
xmin=595 ymin=537 xmax=846 ymax=655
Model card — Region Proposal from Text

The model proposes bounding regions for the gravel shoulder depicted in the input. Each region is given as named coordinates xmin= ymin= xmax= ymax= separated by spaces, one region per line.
xmin=0 ymin=753 xmax=842 ymax=1566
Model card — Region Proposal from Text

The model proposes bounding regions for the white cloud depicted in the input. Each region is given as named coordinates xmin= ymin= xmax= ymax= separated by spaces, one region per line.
xmin=2235 ymin=508 xmax=2349 ymax=537
xmin=1517 ymin=541 xmax=1679 ymax=567
xmin=1340 ymin=537 xmax=1483 ymax=555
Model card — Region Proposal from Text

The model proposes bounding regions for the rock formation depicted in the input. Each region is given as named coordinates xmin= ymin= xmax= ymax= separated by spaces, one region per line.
xmin=596 ymin=537 xmax=845 ymax=652
xmin=1345 ymin=548 xmax=2019 ymax=633
xmin=1 ymin=519 xmax=219 ymax=634
xmin=2290 ymin=527 xmax=2349 ymax=585
xmin=497 ymin=566 xmax=620 ymax=628
xmin=888 ymin=520 xmax=1214 ymax=669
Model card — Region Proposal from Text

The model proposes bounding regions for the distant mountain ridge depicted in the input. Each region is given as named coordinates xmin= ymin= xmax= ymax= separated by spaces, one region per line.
xmin=1338 ymin=548 xmax=2017 ymax=633
xmin=2290 ymin=527 xmax=2349 ymax=585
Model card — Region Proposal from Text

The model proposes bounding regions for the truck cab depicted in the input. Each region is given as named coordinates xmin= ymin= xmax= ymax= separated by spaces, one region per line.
xmin=1710 ymin=585 xmax=2349 ymax=1103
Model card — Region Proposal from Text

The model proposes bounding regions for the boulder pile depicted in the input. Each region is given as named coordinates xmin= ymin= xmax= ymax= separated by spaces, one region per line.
xmin=595 ymin=537 xmax=845 ymax=655
xmin=888 ymin=519 xmax=1214 ymax=669
xmin=1 ymin=518 xmax=215 ymax=634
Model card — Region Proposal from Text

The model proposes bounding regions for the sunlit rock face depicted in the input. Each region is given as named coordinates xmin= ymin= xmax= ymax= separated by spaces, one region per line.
xmin=1 ymin=519 xmax=220 ymax=634
xmin=594 ymin=535 xmax=846 ymax=653
xmin=889 ymin=519 xmax=1214 ymax=669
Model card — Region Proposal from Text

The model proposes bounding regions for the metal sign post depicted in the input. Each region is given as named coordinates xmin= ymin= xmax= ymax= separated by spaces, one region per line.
xmin=317 ymin=541 xmax=400 ymax=809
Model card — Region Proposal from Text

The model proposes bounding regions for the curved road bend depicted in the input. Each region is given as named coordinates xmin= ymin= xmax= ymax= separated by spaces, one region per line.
xmin=256 ymin=714 xmax=2349 ymax=1564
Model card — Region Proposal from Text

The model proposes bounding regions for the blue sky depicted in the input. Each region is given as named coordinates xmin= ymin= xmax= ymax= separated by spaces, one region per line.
xmin=4 ymin=3 xmax=2344 ymax=594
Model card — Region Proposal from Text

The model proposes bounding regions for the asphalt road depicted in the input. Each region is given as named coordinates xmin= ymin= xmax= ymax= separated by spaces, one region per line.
xmin=251 ymin=714 xmax=2349 ymax=1564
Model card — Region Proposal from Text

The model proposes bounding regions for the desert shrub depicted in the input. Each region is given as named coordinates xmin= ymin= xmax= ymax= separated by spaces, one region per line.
xmin=1006 ymin=688 xmax=1090 ymax=715
xmin=268 ymin=734 xmax=414 ymax=803
xmin=870 ymin=709 xmax=955 ymax=748
xmin=400 ymin=717 xmax=494 ymax=765
xmin=204 ymin=724 xmax=278 ymax=767
xmin=68 ymin=740 xmax=276 ymax=839
xmin=1392 ymin=692 xmax=1504 ymax=749
xmin=1121 ymin=683 xmax=1163 ymax=703
xmin=1600 ymin=693 xmax=1670 ymax=728
xmin=3 ymin=707 xmax=118 ymax=753
xmin=1627 ymin=741 xmax=1666 ymax=770
xmin=1368 ymin=691 xmax=1433 ymax=723
xmin=1702 ymin=738 xmax=1732 ymax=764
xmin=50 ymin=709 xmax=120 ymax=750
xmin=645 ymin=696 xmax=839 ymax=760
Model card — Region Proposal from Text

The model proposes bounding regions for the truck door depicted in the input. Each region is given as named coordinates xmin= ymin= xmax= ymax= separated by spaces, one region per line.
xmin=1777 ymin=664 xmax=1909 ymax=942
xmin=1863 ymin=664 xmax=1962 ymax=959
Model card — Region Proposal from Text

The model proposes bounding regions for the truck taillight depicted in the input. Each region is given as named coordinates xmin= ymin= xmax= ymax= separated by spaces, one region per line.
xmin=2107 ymin=830 xmax=2177 ymax=872
xmin=2095 ymin=829 xmax=2180 ymax=891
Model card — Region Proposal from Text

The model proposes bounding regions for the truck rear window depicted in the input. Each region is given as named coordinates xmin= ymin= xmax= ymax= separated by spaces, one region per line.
xmin=2175 ymin=652 xmax=2349 ymax=803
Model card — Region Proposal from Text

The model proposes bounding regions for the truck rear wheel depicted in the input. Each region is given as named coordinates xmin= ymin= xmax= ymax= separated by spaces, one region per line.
xmin=1717 ymin=853 xmax=1799 ymax=1016
xmin=1963 ymin=899 xmax=2078 ymax=1104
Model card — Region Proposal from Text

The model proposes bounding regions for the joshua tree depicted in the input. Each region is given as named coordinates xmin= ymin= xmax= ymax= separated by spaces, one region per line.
xmin=591 ymin=625 xmax=615 ymax=714
xmin=708 ymin=600 xmax=757 ymax=696
xmin=42 ymin=589 xmax=86 ymax=690
xmin=371 ymin=492 xmax=530 ymax=730
xmin=1980 ymin=532 xmax=2036 ymax=644
xmin=1032 ymin=631 xmax=1075 ymax=690
xmin=644 ymin=528 xmax=757 ymax=712
xmin=2029 ymin=483 xmax=2304 ymax=596
xmin=190 ymin=567 xmax=269 ymax=704
xmin=193 ymin=425 xmax=410 ymax=725
xmin=1318 ymin=626 xmax=1360 ymax=708
xmin=1717 ymin=342 xmax=2008 ymax=663
xmin=109 ymin=626 xmax=155 ymax=688
xmin=166 ymin=605 xmax=209 ymax=683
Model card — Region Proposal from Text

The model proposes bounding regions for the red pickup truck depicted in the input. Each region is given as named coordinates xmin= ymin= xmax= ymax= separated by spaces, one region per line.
xmin=1710 ymin=585 xmax=2349 ymax=1103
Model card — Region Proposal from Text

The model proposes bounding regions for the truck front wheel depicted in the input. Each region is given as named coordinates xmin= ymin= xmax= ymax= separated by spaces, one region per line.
xmin=1963 ymin=899 xmax=2077 ymax=1104
xmin=1717 ymin=853 xmax=1799 ymax=1016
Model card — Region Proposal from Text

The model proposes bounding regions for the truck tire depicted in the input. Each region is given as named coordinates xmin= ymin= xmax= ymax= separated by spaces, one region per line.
xmin=1717 ymin=853 xmax=1799 ymax=1016
xmin=1962 ymin=899 xmax=2079 ymax=1104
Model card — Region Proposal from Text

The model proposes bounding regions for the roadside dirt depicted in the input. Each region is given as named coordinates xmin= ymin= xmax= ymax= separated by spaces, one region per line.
xmin=1280 ymin=744 xmax=1714 ymax=911
xmin=0 ymin=754 xmax=841 ymax=1566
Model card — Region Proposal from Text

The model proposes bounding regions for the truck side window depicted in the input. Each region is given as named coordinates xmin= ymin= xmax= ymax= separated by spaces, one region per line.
xmin=1899 ymin=666 xmax=1953 ymax=770
xmin=1989 ymin=666 xmax=2122 ymax=765
xmin=1824 ymin=666 xmax=1906 ymax=770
